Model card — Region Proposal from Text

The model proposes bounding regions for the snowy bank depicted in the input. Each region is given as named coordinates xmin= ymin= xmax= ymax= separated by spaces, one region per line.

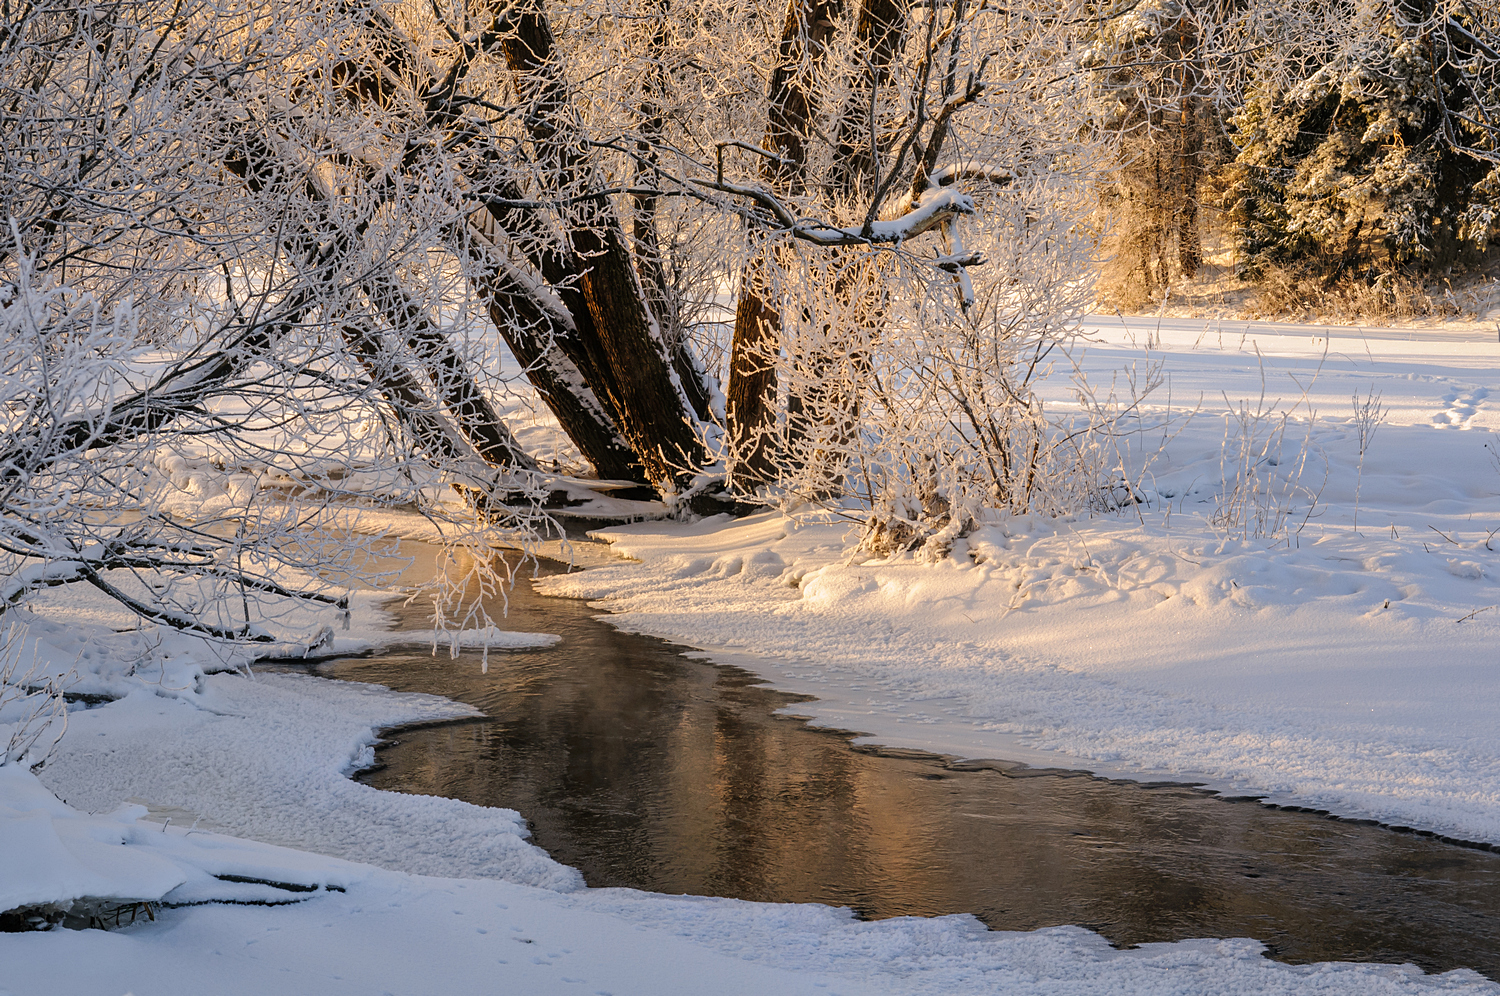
xmin=2 ymin=541 xmax=1498 ymax=990
xmin=0 ymin=581 xmax=569 ymax=883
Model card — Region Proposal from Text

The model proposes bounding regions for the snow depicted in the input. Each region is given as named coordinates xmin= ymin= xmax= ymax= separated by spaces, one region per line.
xmin=36 ymin=674 xmax=577 ymax=888
xmin=6 ymin=580 xmax=558 ymax=702
xmin=4 ymin=315 xmax=1500 ymax=993
xmin=4 ymin=756 xmax=1498 ymax=995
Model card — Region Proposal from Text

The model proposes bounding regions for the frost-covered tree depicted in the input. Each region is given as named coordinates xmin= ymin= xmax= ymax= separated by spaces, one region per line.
xmin=1087 ymin=0 xmax=1219 ymax=306
xmin=0 ymin=0 xmax=1143 ymax=648
xmin=1226 ymin=0 xmax=1500 ymax=292
xmin=0 ymin=0 xmax=559 ymax=650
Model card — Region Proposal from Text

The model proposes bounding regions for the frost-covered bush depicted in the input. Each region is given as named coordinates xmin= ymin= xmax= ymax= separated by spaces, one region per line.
xmin=768 ymin=177 xmax=1124 ymax=558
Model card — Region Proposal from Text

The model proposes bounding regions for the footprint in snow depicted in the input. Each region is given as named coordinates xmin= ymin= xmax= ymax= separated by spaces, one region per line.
xmin=1432 ymin=384 xmax=1489 ymax=429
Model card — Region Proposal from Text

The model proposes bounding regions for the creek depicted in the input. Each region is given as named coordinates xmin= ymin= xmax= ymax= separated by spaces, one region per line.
xmin=310 ymin=551 xmax=1500 ymax=978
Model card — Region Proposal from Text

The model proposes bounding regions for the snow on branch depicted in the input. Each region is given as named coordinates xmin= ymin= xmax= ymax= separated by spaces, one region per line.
xmin=692 ymin=173 xmax=978 ymax=249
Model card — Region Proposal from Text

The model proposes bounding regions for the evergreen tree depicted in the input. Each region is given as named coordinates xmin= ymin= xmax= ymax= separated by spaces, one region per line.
xmin=1227 ymin=0 xmax=1500 ymax=289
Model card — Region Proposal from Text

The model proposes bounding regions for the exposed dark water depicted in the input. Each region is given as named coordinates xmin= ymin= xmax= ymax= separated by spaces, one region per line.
xmin=317 ymin=553 xmax=1500 ymax=979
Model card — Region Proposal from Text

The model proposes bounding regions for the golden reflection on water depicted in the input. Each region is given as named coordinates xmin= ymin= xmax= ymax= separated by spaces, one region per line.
xmin=319 ymin=550 xmax=1500 ymax=979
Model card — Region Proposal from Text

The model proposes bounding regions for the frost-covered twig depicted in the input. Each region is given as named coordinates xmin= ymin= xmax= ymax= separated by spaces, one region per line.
xmin=1351 ymin=387 xmax=1386 ymax=535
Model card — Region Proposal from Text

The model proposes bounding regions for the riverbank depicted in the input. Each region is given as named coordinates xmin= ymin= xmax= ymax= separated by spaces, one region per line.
xmin=5 ymin=562 xmax=1499 ymax=993
xmin=4 ymin=314 xmax=1500 ymax=993
xmin=543 ymin=317 xmax=1500 ymax=845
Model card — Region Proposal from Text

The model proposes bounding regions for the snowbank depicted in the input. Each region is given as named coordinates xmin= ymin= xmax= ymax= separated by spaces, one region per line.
xmin=5 ymin=575 xmax=557 ymax=703
xmin=1 ymin=587 xmax=570 ymax=885
xmin=0 ymin=764 xmax=367 ymax=918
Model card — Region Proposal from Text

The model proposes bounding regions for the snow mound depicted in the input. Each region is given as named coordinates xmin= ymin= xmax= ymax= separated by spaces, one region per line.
xmin=0 ymin=764 xmax=365 ymax=918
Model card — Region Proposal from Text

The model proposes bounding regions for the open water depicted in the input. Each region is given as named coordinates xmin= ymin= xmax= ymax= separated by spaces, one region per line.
xmin=315 ymin=553 xmax=1500 ymax=979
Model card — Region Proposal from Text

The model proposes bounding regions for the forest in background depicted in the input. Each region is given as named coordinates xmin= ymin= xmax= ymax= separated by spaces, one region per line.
xmin=1094 ymin=0 xmax=1500 ymax=317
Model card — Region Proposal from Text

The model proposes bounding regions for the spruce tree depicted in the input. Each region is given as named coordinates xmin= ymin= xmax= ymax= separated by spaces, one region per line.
xmin=1227 ymin=0 xmax=1499 ymax=291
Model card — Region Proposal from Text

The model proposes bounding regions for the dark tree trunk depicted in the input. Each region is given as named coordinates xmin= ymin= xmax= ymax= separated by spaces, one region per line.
xmin=498 ymin=0 xmax=706 ymax=488
xmin=331 ymin=5 xmax=653 ymax=485
xmin=337 ymin=321 xmax=482 ymax=471
xmin=1175 ymin=91 xmax=1203 ymax=279
xmin=782 ymin=0 xmax=901 ymax=478
xmin=829 ymin=0 xmax=910 ymax=204
xmin=458 ymin=227 xmax=647 ymax=482
xmin=478 ymin=182 xmax=629 ymax=435
xmin=726 ymin=258 xmax=782 ymax=484
xmin=359 ymin=270 xmax=537 ymax=470
xmin=726 ymin=0 xmax=843 ymax=486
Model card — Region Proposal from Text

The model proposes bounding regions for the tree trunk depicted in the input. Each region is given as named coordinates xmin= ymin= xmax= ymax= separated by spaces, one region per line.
xmin=498 ymin=0 xmax=706 ymax=488
xmin=829 ymin=0 xmax=910 ymax=204
xmin=359 ymin=270 xmax=536 ymax=470
xmin=726 ymin=0 xmax=844 ymax=486
xmin=782 ymin=0 xmax=903 ymax=479
xmin=457 ymin=224 xmax=647 ymax=482
xmin=330 ymin=3 xmax=652 ymax=484
xmin=1175 ymin=73 xmax=1203 ymax=278
xmin=477 ymin=181 xmax=629 ymax=434
xmin=726 ymin=257 xmax=783 ymax=484
xmin=224 ymin=131 xmax=536 ymax=474
xmin=337 ymin=320 xmax=488 ymax=475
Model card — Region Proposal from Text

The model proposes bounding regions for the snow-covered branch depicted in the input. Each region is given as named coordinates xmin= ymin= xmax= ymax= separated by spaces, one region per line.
xmin=689 ymin=176 xmax=978 ymax=248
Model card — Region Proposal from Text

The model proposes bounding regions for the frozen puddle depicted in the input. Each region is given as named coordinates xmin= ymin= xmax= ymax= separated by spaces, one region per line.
xmin=296 ymin=557 xmax=1500 ymax=980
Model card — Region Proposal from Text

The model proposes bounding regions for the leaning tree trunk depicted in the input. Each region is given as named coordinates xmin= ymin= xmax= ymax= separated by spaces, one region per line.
xmin=457 ymin=220 xmax=646 ymax=482
xmin=359 ymin=269 xmax=537 ymax=469
xmin=223 ymin=131 xmax=535 ymax=479
xmin=497 ymin=0 xmax=707 ymax=488
xmin=476 ymin=179 xmax=633 ymax=447
xmin=332 ymin=4 xmax=652 ymax=485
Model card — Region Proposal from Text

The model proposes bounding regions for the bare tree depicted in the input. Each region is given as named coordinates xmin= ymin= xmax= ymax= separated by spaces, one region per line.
xmin=0 ymin=0 xmax=1145 ymax=655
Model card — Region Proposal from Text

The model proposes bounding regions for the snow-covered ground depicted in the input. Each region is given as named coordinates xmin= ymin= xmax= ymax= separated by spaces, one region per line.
xmin=4 ymin=315 xmax=1500 ymax=994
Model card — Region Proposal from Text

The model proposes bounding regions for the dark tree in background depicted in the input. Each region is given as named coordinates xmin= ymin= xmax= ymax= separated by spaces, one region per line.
xmin=1227 ymin=0 xmax=1500 ymax=291
xmin=1090 ymin=0 xmax=1500 ymax=313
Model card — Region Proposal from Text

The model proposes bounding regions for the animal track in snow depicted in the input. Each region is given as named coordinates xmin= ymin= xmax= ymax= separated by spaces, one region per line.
xmin=1432 ymin=383 xmax=1489 ymax=429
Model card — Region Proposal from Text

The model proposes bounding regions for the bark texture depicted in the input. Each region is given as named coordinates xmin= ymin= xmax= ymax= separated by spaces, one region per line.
xmin=726 ymin=0 xmax=844 ymax=486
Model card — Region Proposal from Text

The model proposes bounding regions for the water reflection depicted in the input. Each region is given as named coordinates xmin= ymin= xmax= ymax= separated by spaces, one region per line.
xmin=320 ymin=555 xmax=1500 ymax=978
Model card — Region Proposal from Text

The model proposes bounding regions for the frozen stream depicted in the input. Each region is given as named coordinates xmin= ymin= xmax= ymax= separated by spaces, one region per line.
xmin=307 ymin=555 xmax=1500 ymax=979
